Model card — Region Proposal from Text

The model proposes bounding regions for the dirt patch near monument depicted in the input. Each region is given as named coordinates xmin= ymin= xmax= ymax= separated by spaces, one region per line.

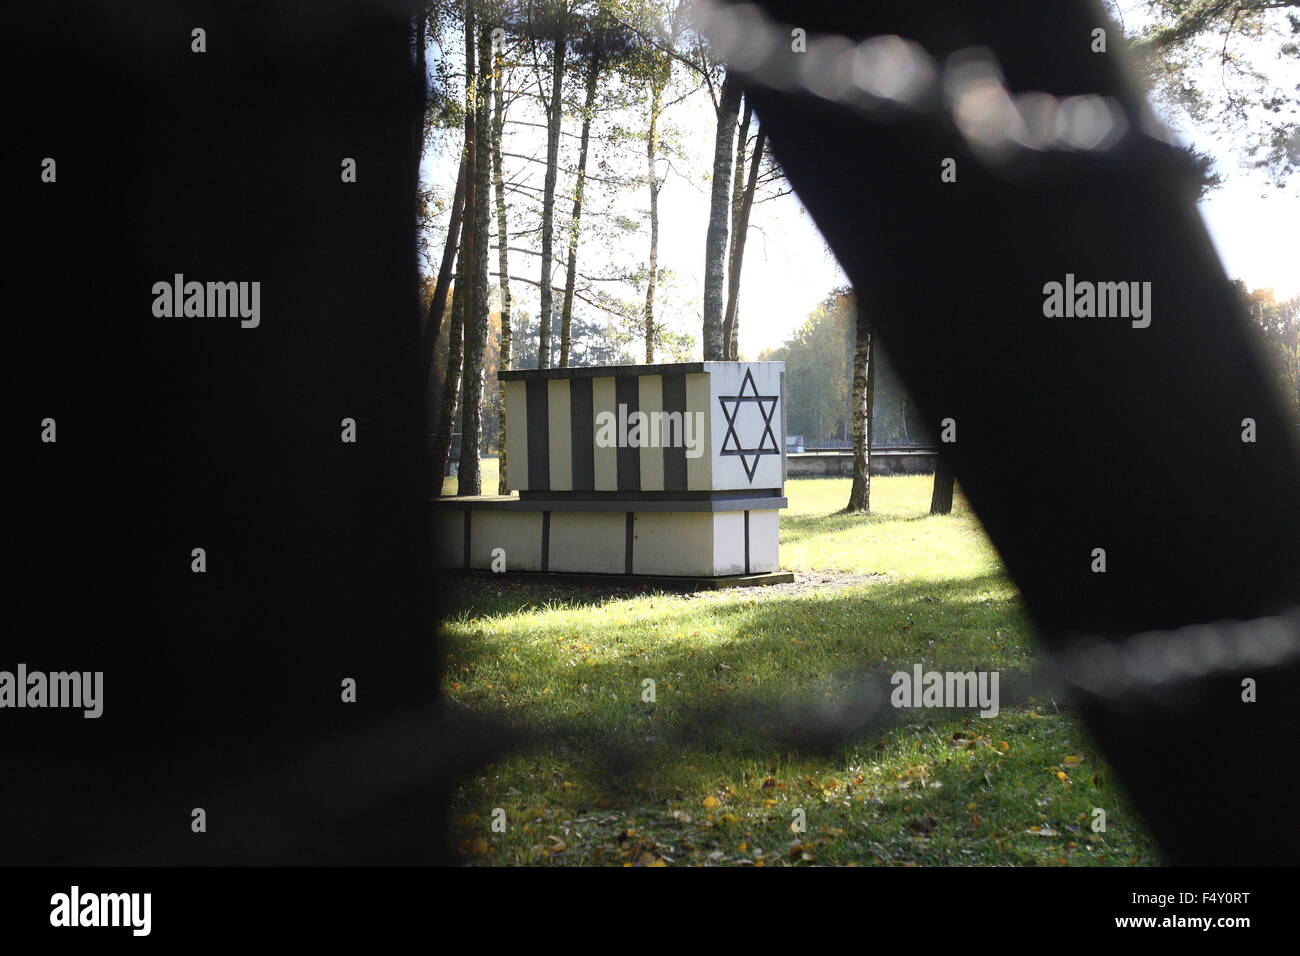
xmin=440 ymin=568 xmax=887 ymax=614
xmin=679 ymin=569 xmax=886 ymax=602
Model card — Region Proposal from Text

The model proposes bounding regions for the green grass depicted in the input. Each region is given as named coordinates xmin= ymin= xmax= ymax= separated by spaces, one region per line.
xmin=440 ymin=469 xmax=1160 ymax=866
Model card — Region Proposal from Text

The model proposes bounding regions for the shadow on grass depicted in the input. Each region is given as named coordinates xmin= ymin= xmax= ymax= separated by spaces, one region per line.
xmin=444 ymin=571 xmax=1036 ymax=760
xmin=442 ymin=568 xmax=1162 ymax=865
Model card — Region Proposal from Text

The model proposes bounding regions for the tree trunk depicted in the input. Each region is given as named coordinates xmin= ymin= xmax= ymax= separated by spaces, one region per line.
xmin=702 ymin=73 xmax=741 ymax=361
xmin=493 ymin=43 xmax=512 ymax=495
xmin=424 ymin=153 xmax=466 ymax=352
xmin=845 ymin=308 xmax=876 ymax=513
xmin=431 ymin=283 xmax=467 ymax=492
xmin=457 ymin=17 xmax=494 ymax=497
xmin=730 ymin=100 xmax=751 ymax=241
xmin=423 ymin=152 xmax=466 ymax=446
xmin=643 ymin=56 xmax=669 ymax=363
xmin=724 ymin=128 xmax=764 ymax=362
xmin=537 ymin=32 xmax=566 ymax=369
xmin=559 ymin=52 xmax=599 ymax=368
xmin=429 ymin=6 xmax=477 ymax=491
xmin=930 ymin=454 xmax=955 ymax=514
xmin=722 ymin=98 xmax=751 ymax=361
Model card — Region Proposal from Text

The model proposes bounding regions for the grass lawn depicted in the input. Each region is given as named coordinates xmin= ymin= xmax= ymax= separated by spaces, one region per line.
xmin=440 ymin=464 xmax=1160 ymax=865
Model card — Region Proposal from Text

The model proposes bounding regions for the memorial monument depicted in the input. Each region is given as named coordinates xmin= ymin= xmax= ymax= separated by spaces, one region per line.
xmin=431 ymin=361 xmax=793 ymax=585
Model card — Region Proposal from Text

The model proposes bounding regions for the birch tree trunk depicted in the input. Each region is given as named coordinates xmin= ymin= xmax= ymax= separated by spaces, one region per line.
xmin=559 ymin=51 xmax=600 ymax=368
xmin=537 ymin=31 xmax=566 ymax=369
xmin=845 ymin=307 xmax=876 ymax=513
xmin=493 ymin=43 xmax=512 ymax=495
xmin=457 ymin=16 xmax=494 ymax=496
xmin=429 ymin=5 xmax=477 ymax=491
xmin=424 ymin=152 xmax=466 ymax=454
xmin=724 ymin=128 xmax=764 ymax=361
xmin=722 ymin=98 xmax=751 ymax=360
xmin=643 ymin=55 xmax=669 ymax=363
xmin=424 ymin=154 xmax=466 ymax=352
xmin=702 ymin=73 xmax=740 ymax=361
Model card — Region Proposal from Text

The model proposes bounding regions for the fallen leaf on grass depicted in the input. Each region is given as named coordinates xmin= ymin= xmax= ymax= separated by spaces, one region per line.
xmin=906 ymin=813 xmax=938 ymax=835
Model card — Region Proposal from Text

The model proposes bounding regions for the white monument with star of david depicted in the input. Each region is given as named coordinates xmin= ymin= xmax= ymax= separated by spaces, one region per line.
xmin=430 ymin=361 xmax=791 ymax=584
xmin=712 ymin=363 xmax=784 ymax=488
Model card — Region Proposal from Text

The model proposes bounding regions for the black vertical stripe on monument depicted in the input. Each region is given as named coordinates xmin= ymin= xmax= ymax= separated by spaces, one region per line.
xmin=615 ymin=374 xmax=640 ymax=490
xmin=525 ymin=378 xmax=550 ymax=490
xmin=569 ymin=376 xmax=595 ymax=491
xmin=540 ymin=511 xmax=551 ymax=571
xmin=661 ymin=373 xmax=688 ymax=491
xmin=779 ymin=370 xmax=787 ymax=486
xmin=744 ymin=510 xmax=751 ymax=574
xmin=625 ymin=512 xmax=634 ymax=574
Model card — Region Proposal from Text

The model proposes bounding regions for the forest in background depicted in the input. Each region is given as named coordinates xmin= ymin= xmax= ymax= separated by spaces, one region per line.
xmin=420 ymin=0 xmax=1300 ymax=508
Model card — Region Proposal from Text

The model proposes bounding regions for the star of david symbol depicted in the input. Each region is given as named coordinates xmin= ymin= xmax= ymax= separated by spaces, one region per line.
xmin=717 ymin=367 xmax=781 ymax=483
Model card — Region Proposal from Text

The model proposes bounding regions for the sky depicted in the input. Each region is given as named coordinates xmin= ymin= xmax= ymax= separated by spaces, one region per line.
xmin=422 ymin=4 xmax=1299 ymax=361
xmin=1198 ymin=169 xmax=1299 ymax=299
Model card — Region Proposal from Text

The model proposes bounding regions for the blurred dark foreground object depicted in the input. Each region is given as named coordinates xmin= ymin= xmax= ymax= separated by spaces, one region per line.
xmin=2 ymin=0 xmax=493 ymax=865
xmin=729 ymin=0 xmax=1300 ymax=864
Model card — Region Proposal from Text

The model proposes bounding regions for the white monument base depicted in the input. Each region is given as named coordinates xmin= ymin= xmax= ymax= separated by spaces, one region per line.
xmin=431 ymin=497 xmax=784 ymax=578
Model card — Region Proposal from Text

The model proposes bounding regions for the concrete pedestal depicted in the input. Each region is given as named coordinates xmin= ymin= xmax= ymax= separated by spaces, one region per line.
xmin=432 ymin=495 xmax=785 ymax=577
